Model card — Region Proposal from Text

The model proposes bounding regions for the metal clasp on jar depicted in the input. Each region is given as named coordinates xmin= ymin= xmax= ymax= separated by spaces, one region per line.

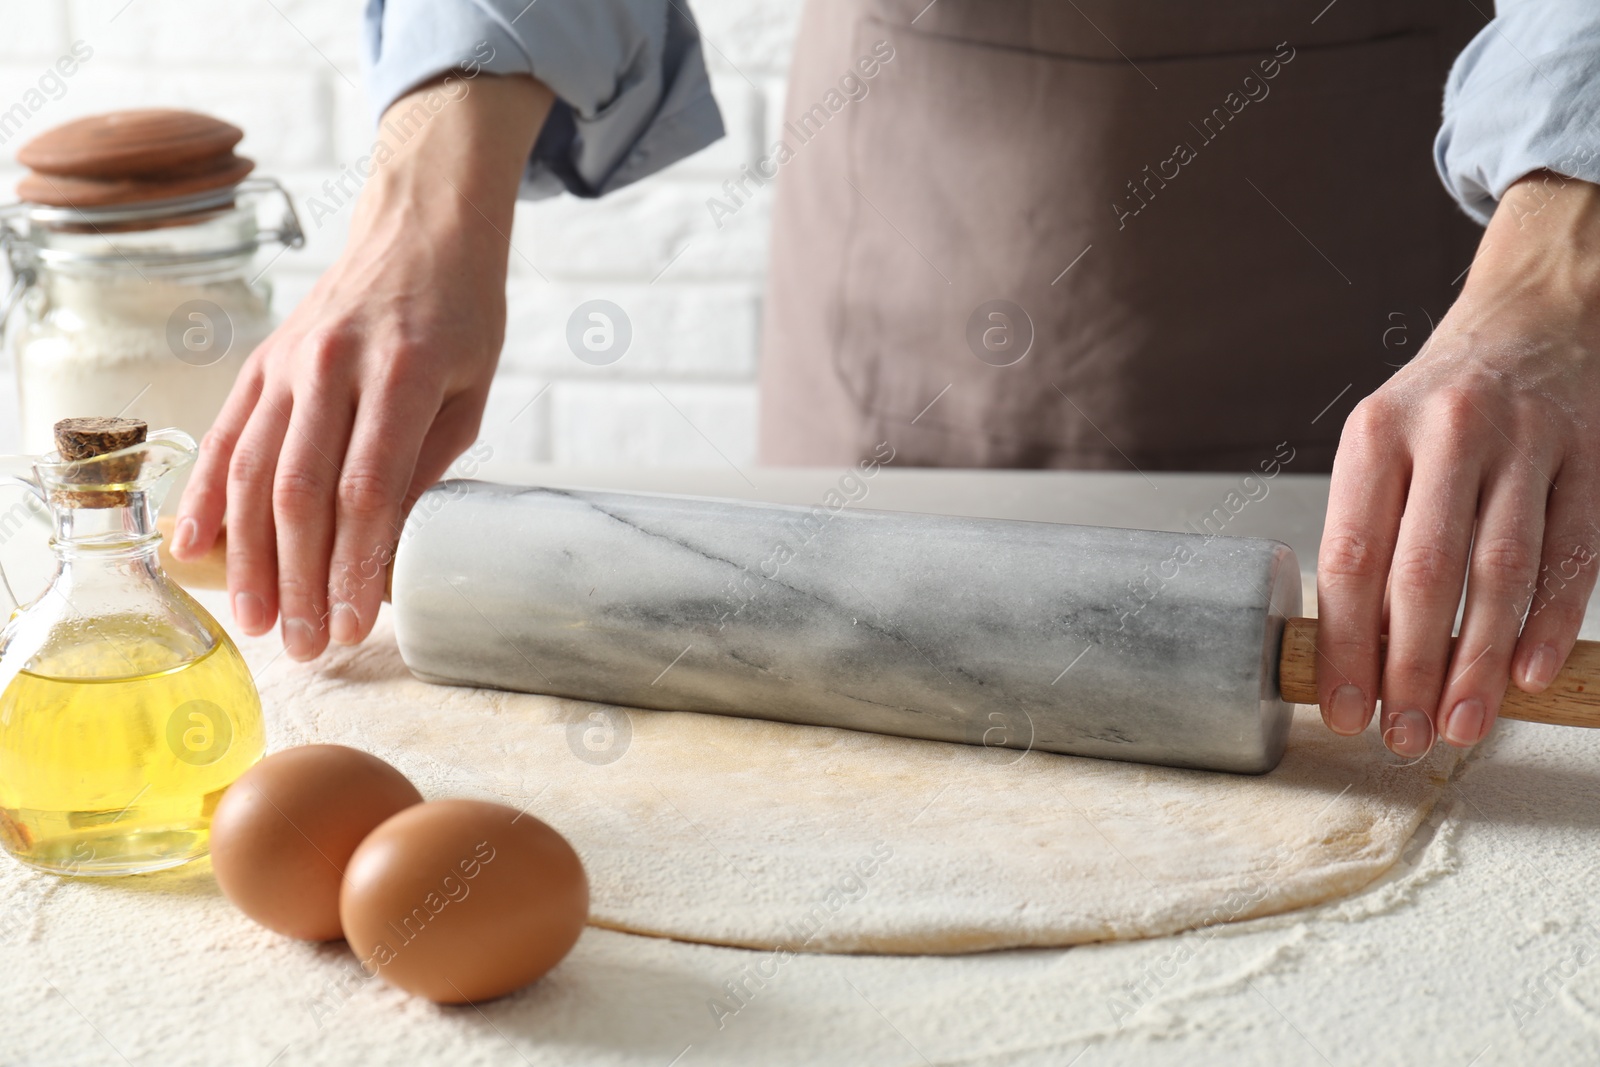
xmin=0 ymin=177 xmax=304 ymax=324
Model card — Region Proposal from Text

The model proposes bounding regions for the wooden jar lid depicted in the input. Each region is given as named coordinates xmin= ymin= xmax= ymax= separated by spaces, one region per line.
xmin=15 ymin=109 xmax=254 ymax=208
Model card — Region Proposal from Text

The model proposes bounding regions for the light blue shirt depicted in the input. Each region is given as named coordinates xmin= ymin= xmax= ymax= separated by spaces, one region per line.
xmin=366 ymin=1 xmax=1594 ymax=225
xmin=362 ymin=0 xmax=725 ymax=198
xmin=1436 ymin=0 xmax=1600 ymax=224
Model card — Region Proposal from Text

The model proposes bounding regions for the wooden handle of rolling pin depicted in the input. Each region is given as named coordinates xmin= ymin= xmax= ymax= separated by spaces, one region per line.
xmin=1278 ymin=617 xmax=1600 ymax=728
xmin=156 ymin=515 xmax=229 ymax=590
xmin=154 ymin=517 xmax=394 ymax=600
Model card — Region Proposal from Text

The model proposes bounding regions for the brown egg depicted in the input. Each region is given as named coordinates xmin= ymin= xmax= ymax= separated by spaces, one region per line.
xmin=210 ymin=744 xmax=423 ymax=940
xmin=339 ymin=799 xmax=589 ymax=1004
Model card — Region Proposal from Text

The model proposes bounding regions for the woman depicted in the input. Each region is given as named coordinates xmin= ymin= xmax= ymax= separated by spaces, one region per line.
xmin=172 ymin=0 xmax=1600 ymax=761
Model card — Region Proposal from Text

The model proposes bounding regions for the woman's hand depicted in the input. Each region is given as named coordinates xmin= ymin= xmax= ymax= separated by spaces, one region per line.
xmin=170 ymin=73 xmax=553 ymax=660
xmin=1317 ymin=170 xmax=1600 ymax=756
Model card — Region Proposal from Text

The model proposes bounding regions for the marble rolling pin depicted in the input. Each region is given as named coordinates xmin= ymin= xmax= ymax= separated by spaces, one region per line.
xmin=163 ymin=482 xmax=1600 ymax=774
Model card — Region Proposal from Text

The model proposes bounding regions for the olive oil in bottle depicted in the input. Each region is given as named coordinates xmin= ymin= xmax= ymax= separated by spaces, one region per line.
xmin=0 ymin=615 xmax=264 ymax=875
xmin=0 ymin=418 xmax=266 ymax=876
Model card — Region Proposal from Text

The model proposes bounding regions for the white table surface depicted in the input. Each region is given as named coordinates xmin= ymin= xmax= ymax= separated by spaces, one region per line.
xmin=4 ymin=466 xmax=1598 ymax=1067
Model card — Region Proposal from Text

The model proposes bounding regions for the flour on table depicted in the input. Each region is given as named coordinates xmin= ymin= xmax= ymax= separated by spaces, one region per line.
xmin=240 ymin=576 xmax=1459 ymax=955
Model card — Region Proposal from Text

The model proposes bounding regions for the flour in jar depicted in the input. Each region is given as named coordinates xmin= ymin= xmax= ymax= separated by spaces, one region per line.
xmin=11 ymin=271 xmax=273 ymax=455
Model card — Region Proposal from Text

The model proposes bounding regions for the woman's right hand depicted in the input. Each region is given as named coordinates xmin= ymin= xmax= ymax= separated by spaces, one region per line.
xmin=170 ymin=73 xmax=554 ymax=662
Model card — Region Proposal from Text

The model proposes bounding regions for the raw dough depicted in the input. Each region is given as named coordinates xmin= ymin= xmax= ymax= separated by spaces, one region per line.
xmin=240 ymin=577 xmax=1460 ymax=955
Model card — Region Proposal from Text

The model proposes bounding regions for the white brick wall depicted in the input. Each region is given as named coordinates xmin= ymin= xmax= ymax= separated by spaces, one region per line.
xmin=0 ymin=0 xmax=802 ymax=464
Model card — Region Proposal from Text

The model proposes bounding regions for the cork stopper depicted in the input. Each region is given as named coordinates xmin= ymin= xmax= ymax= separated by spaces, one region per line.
xmin=55 ymin=416 xmax=148 ymax=459
xmin=52 ymin=416 xmax=148 ymax=508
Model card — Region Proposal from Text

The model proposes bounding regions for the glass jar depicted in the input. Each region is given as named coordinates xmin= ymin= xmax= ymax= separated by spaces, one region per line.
xmin=0 ymin=181 xmax=303 ymax=456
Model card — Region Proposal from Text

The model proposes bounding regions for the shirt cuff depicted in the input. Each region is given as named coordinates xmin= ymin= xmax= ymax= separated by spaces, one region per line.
xmin=362 ymin=0 xmax=725 ymax=199
xmin=1435 ymin=0 xmax=1600 ymax=225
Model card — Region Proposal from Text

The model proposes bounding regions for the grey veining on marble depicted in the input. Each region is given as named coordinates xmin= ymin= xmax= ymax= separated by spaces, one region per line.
xmin=392 ymin=481 xmax=1303 ymax=774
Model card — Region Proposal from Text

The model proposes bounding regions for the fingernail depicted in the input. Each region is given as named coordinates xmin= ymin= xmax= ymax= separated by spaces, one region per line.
xmin=1520 ymin=643 xmax=1560 ymax=691
xmin=329 ymin=602 xmax=361 ymax=645
xmin=1443 ymin=698 xmax=1486 ymax=747
xmin=171 ymin=517 xmax=198 ymax=557
xmin=283 ymin=618 xmax=319 ymax=660
xmin=1385 ymin=709 xmax=1435 ymax=758
xmin=1327 ymin=684 xmax=1367 ymax=735
xmin=232 ymin=592 xmax=267 ymax=634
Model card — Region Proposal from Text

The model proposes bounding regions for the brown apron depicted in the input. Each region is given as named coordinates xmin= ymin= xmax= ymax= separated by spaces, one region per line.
xmin=757 ymin=0 xmax=1486 ymax=471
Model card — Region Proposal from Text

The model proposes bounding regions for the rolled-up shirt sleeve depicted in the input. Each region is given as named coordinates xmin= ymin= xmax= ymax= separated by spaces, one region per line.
xmin=362 ymin=0 xmax=725 ymax=198
xmin=1435 ymin=0 xmax=1600 ymax=224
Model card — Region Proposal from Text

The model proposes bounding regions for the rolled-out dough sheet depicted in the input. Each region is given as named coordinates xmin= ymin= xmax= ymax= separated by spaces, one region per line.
xmin=242 ymin=576 xmax=1460 ymax=955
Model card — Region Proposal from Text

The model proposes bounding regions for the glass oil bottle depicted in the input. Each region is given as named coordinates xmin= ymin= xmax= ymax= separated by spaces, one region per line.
xmin=0 ymin=418 xmax=264 ymax=875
